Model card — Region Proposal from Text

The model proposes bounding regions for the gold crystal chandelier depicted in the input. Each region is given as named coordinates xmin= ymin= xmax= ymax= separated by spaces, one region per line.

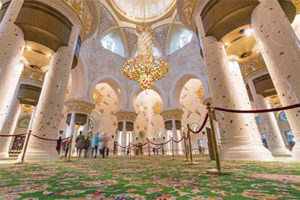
xmin=122 ymin=1 xmax=170 ymax=90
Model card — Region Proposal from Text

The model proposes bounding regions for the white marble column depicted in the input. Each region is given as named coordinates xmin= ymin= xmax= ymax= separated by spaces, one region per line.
xmin=201 ymin=36 xmax=273 ymax=161
xmin=65 ymin=112 xmax=76 ymax=156
xmin=163 ymin=129 xmax=171 ymax=155
xmin=247 ymin=80 xmax=291 ymax=157
xmin=24 ymin=25 xmax=79 ymax=162
xmin=116 ymin=129 xmax=122 ymax=156
xmin=252 ymin=0 xmax=300 ymax=160
xmin=121 ymin=121 xmax=126 ymax=156
xmin=0 ymin=0 xmax=25 ymax=130
xmin=0 ymin=99 xmax=21 ymax=158
xmin=65 ymin=112 xmax=75 ymax=138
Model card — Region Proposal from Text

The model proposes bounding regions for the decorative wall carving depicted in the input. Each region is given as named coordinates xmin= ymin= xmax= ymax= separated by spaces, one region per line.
xmin=61 ymin=0 xmax=97 ymax=40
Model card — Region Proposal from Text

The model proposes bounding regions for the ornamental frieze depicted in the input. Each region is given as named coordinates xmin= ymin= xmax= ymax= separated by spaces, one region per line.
xmin=161 ymin=109 xmax=184 ymax=121
xmin=115 ymin=111 xmax=137 ymax=122
xmin=65 ymin=100 xmax=95 ymax=114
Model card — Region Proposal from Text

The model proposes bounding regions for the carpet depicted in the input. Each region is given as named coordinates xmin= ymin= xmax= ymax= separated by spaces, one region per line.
xmin=0 ymin=156 xmax=299 ymax=199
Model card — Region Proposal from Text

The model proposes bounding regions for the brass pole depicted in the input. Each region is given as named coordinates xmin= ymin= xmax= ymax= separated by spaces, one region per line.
xmin=68 ymin=134 xmax=74 ymax=161
xmin=171 ymin=136 xmax=175 ymax=160
xmin=183 ymin=132 xmax=189 ymax=161
xmin=21 ymin=130 xmax=32 ymax=163
xmin=59 ymin=140 xmax=62 ymax=159
xmin=148 ymin=139 xmax=150 ymax=159
xmin=129 ymin=142 xmax=131 ymax=157
xmin=207 ymin=103 xmax=221 ymax=172
xmin=187 ymin=125 xmax=193 ymax=164
xmin=64 ymin=139 xmax=68 ymax=158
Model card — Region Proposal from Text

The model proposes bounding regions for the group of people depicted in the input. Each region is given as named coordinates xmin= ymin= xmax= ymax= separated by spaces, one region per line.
xmin=56 ymin=131 xmax=110 ymax=158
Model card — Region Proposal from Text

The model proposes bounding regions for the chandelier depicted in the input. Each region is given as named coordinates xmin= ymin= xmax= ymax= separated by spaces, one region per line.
xmin=122 ymin=25 xmax=170 ymax=90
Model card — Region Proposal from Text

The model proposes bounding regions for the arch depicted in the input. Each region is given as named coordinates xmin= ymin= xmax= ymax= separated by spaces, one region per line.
xmin=129 ymin=84 xmax=168 ymax=111
xmin=90 ymin=111 xmax=101 ymax=134
xmin=89 ymin=76 xmax=126 ymax=110
xmin=170 ymin=72 xmax=210 ymax=109
xmin=70 ymin=55 xmax=89 ymax=99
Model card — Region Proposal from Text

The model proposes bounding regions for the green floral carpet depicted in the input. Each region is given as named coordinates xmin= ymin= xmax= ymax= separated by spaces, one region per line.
xmin=0 ymin=156 xmax=299 ymax=200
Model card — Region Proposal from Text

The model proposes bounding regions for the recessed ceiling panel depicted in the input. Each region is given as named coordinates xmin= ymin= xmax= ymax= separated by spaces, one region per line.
xmin=111 ymin=0 xmax=176 ymax=22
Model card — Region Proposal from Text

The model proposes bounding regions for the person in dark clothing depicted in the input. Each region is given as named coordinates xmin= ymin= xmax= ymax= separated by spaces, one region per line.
xmin=56 ymin=136 xmax=62 ymax=154
xmin=106 ymin=147 xmax=109 ymax=158
xmin=76 ymin=131 xmax=84 ymax=157
xmin=83 ymin=136 xmax=90 ymax=158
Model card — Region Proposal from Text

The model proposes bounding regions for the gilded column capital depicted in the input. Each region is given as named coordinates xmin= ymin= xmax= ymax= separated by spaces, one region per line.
xmin=161 ymin=109 xmax=184 ymax=121
xmin=64 ymin=100 xmax=95 ymax=114
xmin=115 ymin=111 xmax=137 ymax=122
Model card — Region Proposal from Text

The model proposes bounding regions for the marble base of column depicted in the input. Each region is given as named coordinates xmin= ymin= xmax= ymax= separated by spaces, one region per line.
xmin=18 ymin=137 xmax=59 ymax=162
xmin=0 ymin=99 xmax=21 ymax=158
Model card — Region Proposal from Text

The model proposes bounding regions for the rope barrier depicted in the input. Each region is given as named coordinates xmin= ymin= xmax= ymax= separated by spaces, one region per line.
xmin=214 ymin=103 xmax=300 ymax=114
xmin=188 ymin=113 xmax=209 ymax=134
xmin=173 ymin=136 xmax=184 ymax=143
xmin=32 ymin=134 xmax=70 ymax=142
xmin=150 ymin=139 xmax=171 ymax=146
xmin=0 ymin=133 xmax=26 ymax=137
xmin=116 ymin=143 xmax=130 ymax=149
xmin=184 ymin=134 xmax=189 ymax=140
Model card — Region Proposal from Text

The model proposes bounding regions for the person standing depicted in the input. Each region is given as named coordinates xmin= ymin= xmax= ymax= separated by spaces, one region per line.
xmin=75 ymin=131 xmax=84 ymax=157
xmin=93 ymin=133 xmax=101 ymax=158
xmin=83 ymin=135 xmax=90 ymax=158
xmin=101 ymin=133 xmax=108 ymax=158
xmin=56 ymin=136 xmax=62 ymax=154
xmin=65 ymin=139 xmax=70 ymax=158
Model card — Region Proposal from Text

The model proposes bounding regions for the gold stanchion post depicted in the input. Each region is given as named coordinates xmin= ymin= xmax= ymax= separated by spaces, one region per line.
xmin=206 ymin=103 xmax=232 ymax=175
xmin=20 ymin=130 xmax=32 ymax=163
xmin=171 ymin=136 xmax=175 ymax=160
xmin=147 ymin=139 xmax=151 ymax=159
xmin=59 ymin=141 xmax=62 ymax=159
xmin=129 ymin=143 xmax=131 ymax=158
xmin=183 ymin=132 xmax=189 ymax=162
xmin=68 ymin=134 xmax=74 ymax=161
xmin=187 ymin=125 xmax=194 ymax=164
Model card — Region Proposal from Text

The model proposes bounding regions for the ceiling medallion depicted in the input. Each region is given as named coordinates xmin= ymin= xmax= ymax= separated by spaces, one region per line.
xmin=122 ymin=25 xmax=169 ymax=90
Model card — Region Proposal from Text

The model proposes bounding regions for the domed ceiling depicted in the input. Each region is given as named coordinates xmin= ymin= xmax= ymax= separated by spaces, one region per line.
xmin=111 ymin=0 xmax=176 ymax=22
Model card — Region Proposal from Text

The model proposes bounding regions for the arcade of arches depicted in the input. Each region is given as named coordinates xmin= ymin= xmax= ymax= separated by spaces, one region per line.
xmin=0 ymin=0 xmax=300 ymax=199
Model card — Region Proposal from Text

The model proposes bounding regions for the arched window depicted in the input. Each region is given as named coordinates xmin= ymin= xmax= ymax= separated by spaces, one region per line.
xmin=169 ymin=27 xmax=193 ymax=54
xmin=101 ymin=32 xmax=125 ymax=57
xmin=176 ymin=30 xmax=193 ymax=50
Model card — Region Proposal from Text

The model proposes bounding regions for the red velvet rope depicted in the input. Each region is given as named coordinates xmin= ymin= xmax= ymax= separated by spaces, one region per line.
xmin=116 ymin=143 xmax=130 ymax=149
xmin=188 ymin=113 xmax=209 ymax=134
xmin=150 ymin=139 xmax=171 ymax=146
xmin=173 ymin=136 xmax=184 ymax=143
xmin=32 ymin=134 xmax=70 ymax=142
xmin=184 ymin=134 xmax=189 ymax=140
xmin=214 ymin=103 xmax=300 ymax=113
xmin=0 ymin=133 xmax=26 ymax=137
